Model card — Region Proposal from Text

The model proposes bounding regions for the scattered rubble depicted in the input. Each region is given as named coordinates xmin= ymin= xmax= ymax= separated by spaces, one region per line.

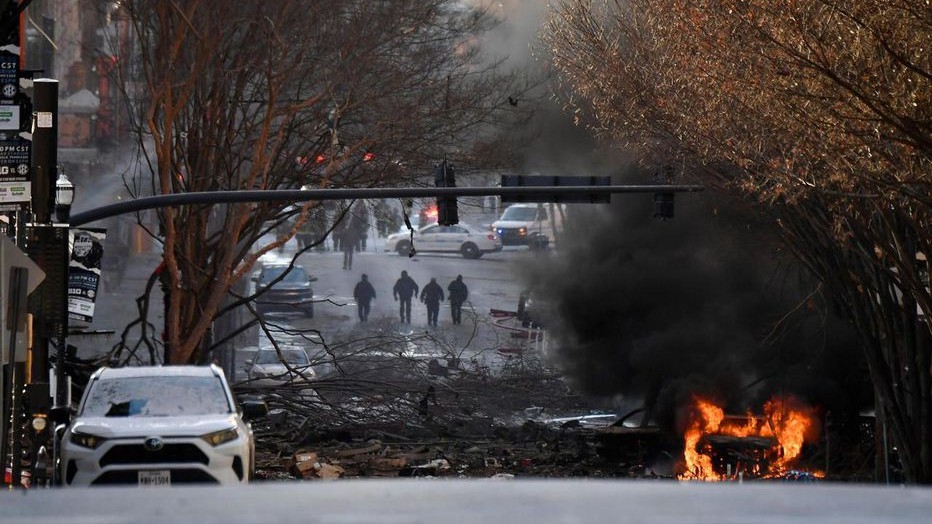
xmin=245 ymin=349 xmax=683 ymax=480
xmin=254 ymin=417 xmax=676 ymax=481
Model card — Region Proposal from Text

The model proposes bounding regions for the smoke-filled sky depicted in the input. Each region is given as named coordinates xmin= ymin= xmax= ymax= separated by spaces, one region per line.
xmin=471 ymin=0 xmax=625 ymax=175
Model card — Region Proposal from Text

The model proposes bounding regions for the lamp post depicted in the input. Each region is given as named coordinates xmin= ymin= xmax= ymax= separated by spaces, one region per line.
xmin=48 ymin=172 xmax=74 ymax=486
xmin=53 ymin=172 xmax=74 ymax=404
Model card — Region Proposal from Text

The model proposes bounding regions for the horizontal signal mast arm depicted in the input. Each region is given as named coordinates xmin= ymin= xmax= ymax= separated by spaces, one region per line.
xmin=69 ymin=185 xmax=704 ymax=227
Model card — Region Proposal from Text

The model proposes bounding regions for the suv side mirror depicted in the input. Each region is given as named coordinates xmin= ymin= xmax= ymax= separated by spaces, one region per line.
xmin=308 ymin=276 xmax=318 ymax=283
xmin=240 ymin=399 xmax=269 ymax=421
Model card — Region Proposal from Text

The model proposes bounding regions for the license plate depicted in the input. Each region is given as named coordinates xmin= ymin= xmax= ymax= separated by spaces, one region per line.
xmin=138 ymin=470 xmax=171 ymax=487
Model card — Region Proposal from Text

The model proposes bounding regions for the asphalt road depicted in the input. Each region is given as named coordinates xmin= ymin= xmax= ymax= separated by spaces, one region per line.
xmin=3 ymin=480 xmax=931 ymax=523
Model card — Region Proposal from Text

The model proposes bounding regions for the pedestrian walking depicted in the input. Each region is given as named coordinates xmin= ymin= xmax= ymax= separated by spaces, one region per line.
xmin=388 ymin=207 xmax=401 ymax=233
xmin=447 ymin=275 xmax=468 ymax=325
xmin=333 ymin=217 xmax=344 ymax=252
xmin=353 ymin=274 xmax=376 ymax=322
xmin=393 ymin=270 xmax=419 ymax=324
xmin=341 ymin=218 xmax=360 ymax=270
xmin=420 ymin=277 xmax=444 ymax=327
xmin=276 ymin=220 xmax=291 ymax=252
xmin=375 ymin=201 xmax=390 ymax=237
xmin=352 ymin=205 xmax=369 ymax=251
xmin=296 ymin=218 xmax=314 ymax=251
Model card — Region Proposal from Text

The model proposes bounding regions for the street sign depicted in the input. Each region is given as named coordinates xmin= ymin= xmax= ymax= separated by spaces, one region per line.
xmin=0 ymin=234 xmax=45 ymax=364
xmin=0 ymin=134 xmax=30 ymax=208
xmin=0 ymin=179 xmax=29 ymax=206
xmin=500 ymin=175 xmax=613 ymax=204
xmin=0 ymin=101 xmax=19 ymax=130
xmin=0 ymin=235 xmax=44 ymax=294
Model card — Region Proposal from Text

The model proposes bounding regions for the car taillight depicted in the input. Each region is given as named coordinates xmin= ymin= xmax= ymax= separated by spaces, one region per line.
xmin=487 ymin=234 xmax=496 ymax=241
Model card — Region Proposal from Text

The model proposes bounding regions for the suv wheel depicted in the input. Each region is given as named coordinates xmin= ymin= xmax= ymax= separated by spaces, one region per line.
xmin=396 ymin=240 xmax=412 ymax=256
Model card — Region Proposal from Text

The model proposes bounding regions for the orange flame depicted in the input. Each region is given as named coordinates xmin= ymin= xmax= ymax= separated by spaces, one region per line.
xmin=679 ymin=395 xmax=820 ymax=481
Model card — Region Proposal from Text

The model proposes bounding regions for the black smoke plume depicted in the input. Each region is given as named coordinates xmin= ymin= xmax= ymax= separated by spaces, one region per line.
xmin=522 ymin=176 xmax=866 ymax=429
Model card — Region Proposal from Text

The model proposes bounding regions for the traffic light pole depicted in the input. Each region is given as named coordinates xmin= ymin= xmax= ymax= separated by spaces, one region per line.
xmin=28 ymin=79 xmax=59 ymax=386
xmin=68 ymin=185 xmax=705 ymax=227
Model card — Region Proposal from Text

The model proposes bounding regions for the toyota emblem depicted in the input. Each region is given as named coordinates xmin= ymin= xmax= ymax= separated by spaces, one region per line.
xmin=143 ymin=437 xmax=164 ymax=452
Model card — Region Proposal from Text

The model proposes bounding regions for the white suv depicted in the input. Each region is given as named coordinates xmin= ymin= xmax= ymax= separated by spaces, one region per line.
xmin=491 ymin=203 xmax=563 ymax=247
xmin=60 ymin=365 xmax=263 ymax=487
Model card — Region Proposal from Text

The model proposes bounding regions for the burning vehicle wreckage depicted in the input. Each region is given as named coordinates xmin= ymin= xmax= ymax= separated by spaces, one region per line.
xmin=228 ymin=320 xmax=829 ymax=482
xmin=678 ymin=396 xmax=823 ymax=482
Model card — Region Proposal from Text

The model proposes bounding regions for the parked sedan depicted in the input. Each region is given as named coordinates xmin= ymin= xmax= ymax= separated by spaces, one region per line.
xmin=252 ymin=264 xmax=317 ymax=317
xmin=384 ymin=223 xmax=502 ymax=259
xmin=244 ymin=348 xmax=316 ymax=387
xmin=59 ymin=365 xmax=266 ymax=487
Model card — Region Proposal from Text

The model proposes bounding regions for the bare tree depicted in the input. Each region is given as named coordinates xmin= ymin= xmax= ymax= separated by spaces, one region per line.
xmin=544 ymin=0 xmax=931 ymax=482
xmin=108 ymin=0 xmax=527 ymax=365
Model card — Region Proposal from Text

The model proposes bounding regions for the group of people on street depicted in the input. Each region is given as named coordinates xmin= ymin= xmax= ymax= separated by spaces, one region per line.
xmin=272 ymin=200 xmax=403 ymax=266
xmin=352 ymin=271 xmax=469 ymax=326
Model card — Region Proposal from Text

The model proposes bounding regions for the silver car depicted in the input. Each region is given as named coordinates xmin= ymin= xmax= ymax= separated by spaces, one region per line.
xmin=384 ymin=223 xmax=502 ymax=259
xmin=245 ymin=348 xmax=316 ymax=387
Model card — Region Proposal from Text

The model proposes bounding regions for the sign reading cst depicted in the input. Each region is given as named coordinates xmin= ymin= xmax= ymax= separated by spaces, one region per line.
xmin=68 ymin=228 xmax=107 ymax=323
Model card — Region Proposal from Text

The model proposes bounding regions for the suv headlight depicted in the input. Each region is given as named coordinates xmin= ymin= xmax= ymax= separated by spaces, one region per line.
xmin=201 ymin=427 xmax=239 ymax=447
xmin=70 ymin=430 xmax=106 ymax=449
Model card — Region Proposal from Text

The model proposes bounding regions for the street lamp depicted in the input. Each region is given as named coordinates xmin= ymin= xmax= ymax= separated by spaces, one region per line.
xmin=50 ymin=172 xmax=75 ymax=485
xmin=55 ymin=173 xmax=75 ymax=223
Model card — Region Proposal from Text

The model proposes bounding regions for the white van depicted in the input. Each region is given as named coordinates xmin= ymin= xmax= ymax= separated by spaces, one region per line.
xmin=491 ymin=203 xmax=564 ymax=247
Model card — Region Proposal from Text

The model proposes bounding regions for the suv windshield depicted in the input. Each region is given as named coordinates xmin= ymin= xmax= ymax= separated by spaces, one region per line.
xmin=260 ymin=266 xmax=309 ymax=285
xmin=82 ymin=376 xmax=231 ymax=417
xmin=254 ymin=349 xmax=309 ymax=365
xmin=501 ymin=207 xmax=539 ymax=221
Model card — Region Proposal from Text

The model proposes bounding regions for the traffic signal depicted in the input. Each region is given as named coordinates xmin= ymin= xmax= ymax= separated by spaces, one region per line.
xmin=653 ymin=192 xmax=674 ymax=219
xmin=434 ymin=160 xmax=458 ymax=226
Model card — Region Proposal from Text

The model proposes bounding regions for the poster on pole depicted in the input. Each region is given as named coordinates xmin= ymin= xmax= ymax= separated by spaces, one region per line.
xmin=67 ymin=228 xmax=107 ymax=322
xmin=0 ymin=134 xmax=31 ymax=210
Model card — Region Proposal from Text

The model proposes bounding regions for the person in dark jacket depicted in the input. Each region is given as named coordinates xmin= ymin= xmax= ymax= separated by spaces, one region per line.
xmin=447 ymin=275 xmax=468 ymax=325
xmin=341 ymin=221 xmax=359 ymax=270
xmin=420 ymin=277 xmax=444 ymax=327
xmin=353 ymin=274 xmax=376 ymax=322
xmin=392 ymin=270 xmax=419 ymax=324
